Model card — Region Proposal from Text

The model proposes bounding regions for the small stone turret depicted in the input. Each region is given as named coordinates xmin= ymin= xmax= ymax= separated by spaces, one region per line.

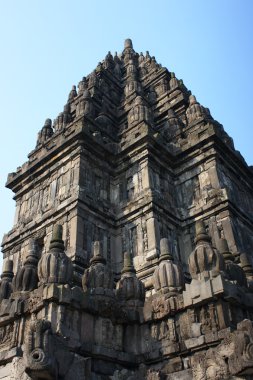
xmin=122 ymin=39 xmax=135 ymax=63
xmin=169 ymin=72 xmax=179 ymax=90
xmin=68 ymin=85 xmax=77 ymax=102
xmin=13 ymin=239 xmax=39 ymax=292
xmin=63 ymin=103 xmax=72 ymax=127
xmin=148 ymin=85 xmax=157 ymax=105
xmin=36 ymin=119 xmax=53 ymax=146
xmin=218 ymin=238 xmax=247 ymax=287
xmin=53 ymin=112 xmax=64 ymax=132
xmin=153 ymin=238 xmax=184 ymax=296
xmin=124 ymin=55 xmax=142 ymax=98
xmin=124 ymin=79 xmax=142 ymax=98
xmin=76 ymin=89 xmax=94 ymax=117
xmin=128 ymin=96 xmax=152 ymax=126
xmin=116 ymin=252 xmax=145 ymax=306
xmin=186 ymin=95 xmax=210 ymax=124
xmin=38 ymin=225 xmax=73 ymax=285
xmin=88 ymin=70 xmax=98 ymax=88
xmin=188 ymin=220 xmax=225 ymax=280
xmin=124 ymin=39 xmax=133 ymax=50
xmin=82 ymin=241 xmax=114 ymax=296
xmin=138 ymin=52 xmax=147 ymax=78
xmin=163 ymin=109 xmax=182 ymax=140
xmin=77 ymin=77 xmax=87 ymax=94
xmin=103 ymin=51 xmax=114 ymax=70
xmin=114 ymin=53 xmax=121 ymax=78
xmin=157 ymin=77 xmax=168 ymax=96
xmin=126 ymin=59 xmax=137 ymax=80
xmin=0 ymin=260 xmax=13 ymax=301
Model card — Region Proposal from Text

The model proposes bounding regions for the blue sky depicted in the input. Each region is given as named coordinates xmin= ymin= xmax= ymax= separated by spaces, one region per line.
xmin=0 ymin=0 xmax=253 ymax=264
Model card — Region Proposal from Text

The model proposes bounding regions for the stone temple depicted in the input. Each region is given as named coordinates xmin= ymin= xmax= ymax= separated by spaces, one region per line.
xmin=0 ymin=38 xmax=253 ymax=379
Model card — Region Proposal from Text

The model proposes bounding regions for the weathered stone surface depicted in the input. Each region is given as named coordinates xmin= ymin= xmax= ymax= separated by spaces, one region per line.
xmin=153 ymin=238 xmax=184 ymax=297
xmin=12 ymin=239 xmax=38 ymax=292
xmin=0 ymin=260 xmax=13 ymax=301
xmin=0 ymin=38 xmax=253 ymax=379
xmin=38 ymin=225 xmax=73 ymax=285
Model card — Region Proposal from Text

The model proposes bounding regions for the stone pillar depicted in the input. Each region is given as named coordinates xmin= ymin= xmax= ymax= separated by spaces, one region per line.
xmin=146 ymin=216 xmax=160 ymax=260
xmin=141 ymin=161 xmax=150 ymax=190
xmin=13 ymin=201 xmax=21 ymax=226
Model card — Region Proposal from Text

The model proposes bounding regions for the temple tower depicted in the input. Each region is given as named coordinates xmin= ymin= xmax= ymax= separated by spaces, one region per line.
xmin=0 ymin=39 xmax=253 ymax=380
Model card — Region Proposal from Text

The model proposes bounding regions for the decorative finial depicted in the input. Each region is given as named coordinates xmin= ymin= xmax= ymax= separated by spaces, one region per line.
xmin=195 ymin=220 xmax=210 ymax=244
xmin=159 ymin=238 xmax=173 ymax=261
xmin=25 ymin=239 xmax=39 ymax=266
xmin=68 ymin=85 xmax=77 ymax=102
xmin=12 ymin=239 xmax=39 ymax=292
xmin=44 ymin=118 xmax=52 ymax=128
xmin=90 ymin=241 xmax=106 ymax=265
xmin=116 ymin=252 xmax=145 ymax=305
xmin=49 ymin=225 xmax=64 ymax=251
xmin=189 ymin=95 xmax=197 ymax=105
xmin=0 ymin=259 xmax=14 ymax=301
xmin=2 ymin=260 xmax=13 ymax=276
xmin=122 ymin=252 xmax=135 ymax=275
xmin=124 ymin=38 xmax=133 ymax=49
xmin=38 ymin=223 xmax=73 ymax=285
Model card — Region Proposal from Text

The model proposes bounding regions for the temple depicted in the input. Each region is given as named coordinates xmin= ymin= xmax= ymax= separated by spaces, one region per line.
xmin=1 ymin=39 xmax=253 ymax=379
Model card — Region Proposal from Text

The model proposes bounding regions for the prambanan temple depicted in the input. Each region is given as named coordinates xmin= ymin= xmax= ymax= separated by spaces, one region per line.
xmin=1 ymin=39 xmax=253 ymax=379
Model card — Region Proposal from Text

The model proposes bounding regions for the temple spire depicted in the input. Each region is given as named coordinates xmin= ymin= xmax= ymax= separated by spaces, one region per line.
xmin=124 ymin=38 xmax=133 ymax=50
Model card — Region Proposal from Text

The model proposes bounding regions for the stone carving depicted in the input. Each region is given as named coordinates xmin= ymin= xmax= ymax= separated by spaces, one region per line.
xmin=0 ymin=260 xmax=13 ymax=301
xmin=13 ymin=239 xmax=39 ymax=292
xmin=38 ymin=224 xmax=73 ymax=285
xmin=218 ymin=238 xmax=247 ymax=287
xmin=128 ymin=96 xmax=152 ymax=126
xmin=24 ymin=319 xmax=87 ymax=380
xmin=162 ymin=109 xmax=182 ymax=141
xmin=188 ymin=220 xmax=225 ymax=280
xmin=111 ymin=366 xmax=163 ymax=380
xmin=169 ymin=72 xmax=179 ymax=90
xmin=77 ymin=76 xmax=87 ymax=94
xmin=68 ymin=85 xmax=77 ymax=102
xmin=153 ymin=238 xmax=184 ymax=297
xmin=0 ymin=323 xmax=14 ymax=347
xmin=116 ymin=252 xmax=145 ymax=306
xmin=191 ymin=320 xmax=253 ymax=379
xmin=186 ymin=95 xmax=211 ymax=124
xmin=25 ymin=319 xmax=57 ymax=379
xmin=156 ymin=78 xmax=168 ymax=96
xmin=53 ymin=111 xmax=64 ymax=131
xmin=82 ymin=240 xmax=114 ymax=296
xmin=76 ymin=89 xmax=94 ymax=117
xmin=123 ymin=38 xmax=135 ymax=63
xmin=1 ymin=38 xmax=253 ymax=379
xmin=36 ymin=119 xmax=53 ymax=146
xmin=205 ymin=351 xmax=229 ymax=379
xmin=63 ymin=103 xmax=72 ymax=127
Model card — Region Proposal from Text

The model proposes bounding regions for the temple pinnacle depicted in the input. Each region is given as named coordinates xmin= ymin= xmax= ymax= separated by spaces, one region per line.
xmin=124 ymin=38 xmax=133 ymax=49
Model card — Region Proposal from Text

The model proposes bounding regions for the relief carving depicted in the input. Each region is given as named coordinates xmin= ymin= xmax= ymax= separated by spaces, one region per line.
xmin=0 ymin=324 xmax=14 ymax=347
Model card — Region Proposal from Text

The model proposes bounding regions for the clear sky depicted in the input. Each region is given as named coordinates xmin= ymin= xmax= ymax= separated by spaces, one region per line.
xmin=0 ymin=0 xmax=253 ymax=266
